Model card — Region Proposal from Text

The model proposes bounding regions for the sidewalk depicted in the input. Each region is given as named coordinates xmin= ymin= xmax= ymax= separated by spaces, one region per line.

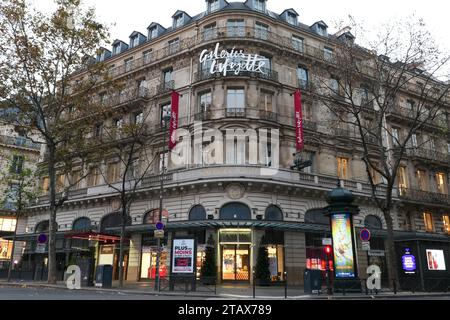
xmin=0 ymin=280 xmax=449 ymax=300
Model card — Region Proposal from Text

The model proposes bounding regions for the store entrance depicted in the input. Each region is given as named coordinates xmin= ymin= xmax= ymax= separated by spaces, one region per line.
xmin=221 ymin=245 xmax=250 ymax=282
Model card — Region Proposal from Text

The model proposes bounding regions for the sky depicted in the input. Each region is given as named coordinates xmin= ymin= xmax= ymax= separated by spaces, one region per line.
xmin=30 ymin=0 xmax=450 ymax=54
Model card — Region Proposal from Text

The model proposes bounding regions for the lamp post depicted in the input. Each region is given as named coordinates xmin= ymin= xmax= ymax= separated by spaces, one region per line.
xmin=155 ymin=113 xmax=171 ymax=292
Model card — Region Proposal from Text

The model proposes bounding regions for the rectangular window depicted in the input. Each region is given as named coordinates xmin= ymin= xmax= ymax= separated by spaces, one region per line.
xmin=42 ymin=177 xmax=50 ymax=194
xmin=324 ymin=47 xmax=334 ymax=61
xmin=143 ymin=50 xmax=153 ymax=64
xmin=11 ymin=155 xmax=24 ymax=174
xmin=317 ymin=25 xmax=327 ymax=37
xmin=87 ymin=167 xmax=101 ymax=187
xmin=174 ymin=15 xmax=183 ymax=28
xmin=297 ymin=67 xmax=309 ymax=89
xmin=260 ymin=91 xmax=274 ymax=112
xmin=106 ymin=162 xmax=120 ymax=183
xmin=0 ymin=218 xmax=17 ymax=232
xmin=424 ymin=212 xmax=434 ymax=232
xmin=392 ymin=128 xmax=400 ymax=146
xmin=337 ymin=157 xmax=349 ymax=180
xmin=227 ymin=89 xmax=245 ymax=110
xmin=56 ymin=174 xmax=65 ymax=193
xmin=203 ymin=23 xmax=217 ymax=41
xmin=113 ymin=45 xmax=120 ymax=55
xmin=292 ymin=35 xmax=304 ymax=52
xmin=416 ymin=170 xmax=427 ymax=191
xmin=447 ymin=143 xmax=450 ymax=155
xmin=150 ymin=27 xmax=158 ymax=39
xmin=134 ymin=112 xmax=144 ymax=125
xmin=163 ymin=69 xmax=172 ymax=84
xmin=412 ymin=134 xmax=418 ymax=148
xmin=398 ymin=166 xmax=408 ymax=194
xmin=443 ymin=215 xmax=450 ymax=234
xmin=124 ymin=57 xmax=133 ymax=73
xmin=330 ymin=78 xmax=340 ymax=95
xmin=72 ymin=170 xmax=82 ymax=190
xmin=227 ymin=20 xmax=245 ymax=37
xmin=199 ymin=91 xmax=212 ymax=113
xmin=208 ymin=0 xmax=220 ymax=13
xmin=168 ymin=38 xmax=180 ymax=54
xmin=436 ymin=173 xmax=447 ymax=194
xmin=255 ymin=22 xmax=269 ymax=40
xmin=254 ymin=0 xmax=265 ymax=12
xmin=131 ymin=36 xmax=139 ymax=48
xmin=287 ymin=13 xmax=297 ymax=25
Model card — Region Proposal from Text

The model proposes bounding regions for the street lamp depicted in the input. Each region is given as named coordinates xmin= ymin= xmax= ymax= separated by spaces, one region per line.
xmin=155 ymin=112 xmax=171 ymax=292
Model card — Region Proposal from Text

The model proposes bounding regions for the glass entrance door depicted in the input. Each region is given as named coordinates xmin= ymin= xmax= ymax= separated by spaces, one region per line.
xmin=222 ymin=245 xmax=250 ymax=281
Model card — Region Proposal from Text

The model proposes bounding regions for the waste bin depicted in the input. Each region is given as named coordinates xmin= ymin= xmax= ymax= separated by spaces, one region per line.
xmin=95 ymin=265 xmax=113 ymax=288
xmin=304 ymin=269 xmax=322 ymax=294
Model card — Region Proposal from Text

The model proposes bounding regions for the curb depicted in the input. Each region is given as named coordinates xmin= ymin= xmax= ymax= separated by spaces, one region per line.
xmin=0 ymin=282 xmax=449 ymax=300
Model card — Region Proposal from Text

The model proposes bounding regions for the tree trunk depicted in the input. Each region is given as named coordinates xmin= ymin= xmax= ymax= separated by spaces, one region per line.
xmin=47 ymin=144 xmax=58 ymax=284
xmin=383 ymin=209 xmax=400 ymax=290
xmin=117 ymin=205 xmax=127 ymax=288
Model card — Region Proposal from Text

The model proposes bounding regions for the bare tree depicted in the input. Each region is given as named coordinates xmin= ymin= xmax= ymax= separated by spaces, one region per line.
xmin=311 ymin=17 xmax=450 ymax=286
xmin=0 ymin=0 xmax=109 ymax=283
xmin=92 ymin=93 xmax=160 ymax=287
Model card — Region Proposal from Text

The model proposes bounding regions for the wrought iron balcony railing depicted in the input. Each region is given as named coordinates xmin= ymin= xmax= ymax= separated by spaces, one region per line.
xmin=407 ymin=148 xmax=450 ymax=165
xmin=399 ymin=188 xmax=450 ymax=206
xmin=0 ymin=135 xmax=41 ymax=151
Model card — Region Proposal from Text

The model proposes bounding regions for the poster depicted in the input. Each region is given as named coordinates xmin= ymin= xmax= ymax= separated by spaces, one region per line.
xmin=331 ymin=214 xmax=356 ymax=278
xmin=172 ymin=239 xmax=195 ymax=274
xmin=426 ymin=250 xmax=446 ymax=271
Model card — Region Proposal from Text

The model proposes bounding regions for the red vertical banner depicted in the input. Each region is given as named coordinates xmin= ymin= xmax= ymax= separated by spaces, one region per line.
xmin=169 ymin=91 xmax=180 ymax=150
xmin=294 ymin=89 xmax=304 ymax=152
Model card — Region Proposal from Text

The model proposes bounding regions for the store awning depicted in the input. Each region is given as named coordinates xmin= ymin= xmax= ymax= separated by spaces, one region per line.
xmin=105 ymin=220 xmax=331 ymax=234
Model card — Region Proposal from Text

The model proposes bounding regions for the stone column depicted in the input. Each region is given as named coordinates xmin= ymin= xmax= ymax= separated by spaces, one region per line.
xmin=126 ymin=234 xmax=142 ymax=282
xmin=284 ymin=231 xmax=306 ymax=286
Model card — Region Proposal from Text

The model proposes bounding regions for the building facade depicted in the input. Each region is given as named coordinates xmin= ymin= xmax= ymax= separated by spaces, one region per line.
xmin=16 ymin=0 xmax=450 ymax=288
xmin=0 ymin=109 xmax=43 ymax=274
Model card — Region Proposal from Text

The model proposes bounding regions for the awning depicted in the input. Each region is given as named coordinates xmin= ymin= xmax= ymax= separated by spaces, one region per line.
xmin=65 ymin=231 xmax=121 ymax=243
xmin=105 ymin=220 xmax=331 ymax=234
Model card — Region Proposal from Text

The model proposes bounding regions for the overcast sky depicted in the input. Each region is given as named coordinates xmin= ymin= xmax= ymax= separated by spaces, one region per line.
xmin=31 ymin=0 xmax=449 ymax=51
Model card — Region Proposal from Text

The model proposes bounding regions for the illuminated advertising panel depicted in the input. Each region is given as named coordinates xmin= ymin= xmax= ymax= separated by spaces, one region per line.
xmin=402 ymin=248 xmax=417 ymax=274
xmin=172 ymin=239 xmax=196 ymax=274
xmin=331 ymin=213 xmax=356 ymax=278
xmin=426 ymin=250 xmax=446 ymax=271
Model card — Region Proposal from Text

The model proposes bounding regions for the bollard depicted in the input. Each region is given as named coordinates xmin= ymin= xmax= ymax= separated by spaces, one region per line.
xmin=252 ymin=270 xmax=256 ymax=299
xmin=284 ymin=272 xmax=288 ymax=299
xmin=393 ymin=280 xmax=397 ymax=295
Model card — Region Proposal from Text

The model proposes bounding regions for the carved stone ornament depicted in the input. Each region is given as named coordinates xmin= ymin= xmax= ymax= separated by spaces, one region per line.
xmin=226 ymin=183 xmax=245 ymax=200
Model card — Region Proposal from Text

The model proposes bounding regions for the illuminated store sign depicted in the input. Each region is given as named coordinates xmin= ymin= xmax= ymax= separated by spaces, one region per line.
xmin=331 ymin=213 xmax=356 ymax=278
xmin=426 ymin=249 xmax=446 ymax=271
xmin=199 ymin=43 xmax=268 ymax=76
xmin=402 ymin=249 xmax=417 ymax=274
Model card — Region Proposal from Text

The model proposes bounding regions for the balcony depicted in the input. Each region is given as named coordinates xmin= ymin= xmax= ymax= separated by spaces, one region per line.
xmin=157 ymin=81 xmax=175 ymax=95
xmin=194 ymin=68 xmax=278 ymax=83
xmin=259 ymin=110 xmax=278 ymax=122
xmin=96 ymin=87 xmax=150 ymax=108
xmin=226 ymin=108 xmax=246 ymax=118
xmin=399 ymin=188 xmax=450 ymax=207
xmin=407 ymin=148 xmax=450 ymax=165
xmin=0 ymin=135 xmax=41 ymax=151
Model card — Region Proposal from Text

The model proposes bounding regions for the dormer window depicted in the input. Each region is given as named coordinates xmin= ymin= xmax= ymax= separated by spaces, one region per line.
xmin=318 ymin=24 xmax=327 ymax=36
xmin=208 ymin=0 xmax=220 ymax=13
xmin=254 ymin=0 xmax=266 ymax=12
xmin=113 ymin=45 xmax=121 ymax=55
xmin=174 ymin=14 xmax=183 ymax=28
xmin=149 ymin=27 xmax=158 ymax=39
xmin=287 ymin=12 xmax=297 ymax=25
xmin=131 ymin=36 xmax=139 ymax=48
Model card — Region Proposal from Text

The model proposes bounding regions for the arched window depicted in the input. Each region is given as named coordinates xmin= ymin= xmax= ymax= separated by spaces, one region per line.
xmin=365 ymin=215 xmax=383 ymax=230
xmin=189 ymin=205 xmax=207 ymax=221
xmin=72 ymin=217 xmax=92 ymax=231
xmin=219 ymin=203 xmax=251 ymax=220
xmin=265 ymin=205 xmax=283 ymax=221
xmin=304 ymin=209 xmax=329 ymax=225
xmin=35 ymin=220 xmax=50 ymax=233
xmin=143 ymin=209 xmax=158 ymax=224
xmin=35 ymin=220 xmax=58 ymax=233
xmin=101 ymin=212 xmax=130 ymax=233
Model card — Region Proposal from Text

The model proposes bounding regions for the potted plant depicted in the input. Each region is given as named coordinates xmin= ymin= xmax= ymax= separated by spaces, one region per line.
xmin=200 ymin=235 xmax=216 ymax=285
xmin=255 ymin=236 xmax=271 ymax=286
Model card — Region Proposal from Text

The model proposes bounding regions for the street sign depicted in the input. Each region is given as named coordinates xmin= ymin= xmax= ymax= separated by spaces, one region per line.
xmin=37 ymin=234 xmax=48 ymax=244
xmin=360 ymin=228 xmax=371 ymax=242
xmin=155 ymin=222 xmax=165 ymax=231
xmin=362 ymin=241 xmax=371 ymax=251
xmin=154 ymin=230 xmax=165 ymax=239
xmin=322 ymin=238 xmax=332 ymax=246
xmin=368 ymin=250 xmax=385 ymax=257
xmin=36 ymin=243 xmax=46 ymax=253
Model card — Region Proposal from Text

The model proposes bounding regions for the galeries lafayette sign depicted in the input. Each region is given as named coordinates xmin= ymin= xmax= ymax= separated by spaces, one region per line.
xmin=200 ymin=43 xmax=268 ymax=76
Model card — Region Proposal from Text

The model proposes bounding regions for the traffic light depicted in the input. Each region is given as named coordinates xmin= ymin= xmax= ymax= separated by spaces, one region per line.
xmin=324 ymin=245 xmax=332 ymax=255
